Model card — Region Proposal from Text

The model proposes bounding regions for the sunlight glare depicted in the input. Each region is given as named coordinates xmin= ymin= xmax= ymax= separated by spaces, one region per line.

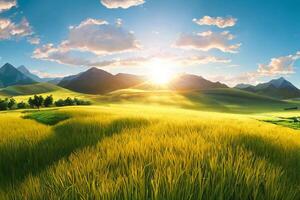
xmin=147 ymin=59 xmax=174 ymax=85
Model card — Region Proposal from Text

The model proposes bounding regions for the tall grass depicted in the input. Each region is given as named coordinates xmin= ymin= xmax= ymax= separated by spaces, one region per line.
xmin=0 ymin=105 xmax=299 ymax=199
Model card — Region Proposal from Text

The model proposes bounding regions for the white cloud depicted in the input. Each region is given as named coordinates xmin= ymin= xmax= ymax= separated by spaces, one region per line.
xmin=258 ymin=53 xmax=300 ymax=75
xmin=193 ymin=16 xmax=237 ymax=28
xmin=209 ymin=72 xmax=259 ymax=87
xmin=61 ymin=18 xmax=141 ymax=55
xmin=0 ymin=17 xmax=33 ymax=40
xmin=32 ymin=43 xmax=147 ymax=68
xmin=33 ymin=42 xmax=231 ymax=69
xmin=27 ymin=36 xmax=40 ymax=45
xmin=101 ymin=0 xmax=145 ymax=9
xmin=176 ymin=55 xmax=231 ymax=66
xmin=0 ymin=0 xmax=16 ymax=12
xmin=174 ymin=31 xmax=241 ymax=53
xmin=33 ymin=43 xmax=94 ymax=66
xmin=30 ymin=70 xmax=66 ymax=78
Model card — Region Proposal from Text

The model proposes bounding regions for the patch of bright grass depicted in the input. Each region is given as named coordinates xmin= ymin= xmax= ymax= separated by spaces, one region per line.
xmin=23 ymin=110 xmax=70 ymax=125
xmin=264 ymin=117 xmax=300 ymax=130
xmin=0 ymin=105 xmax=299 ymax=199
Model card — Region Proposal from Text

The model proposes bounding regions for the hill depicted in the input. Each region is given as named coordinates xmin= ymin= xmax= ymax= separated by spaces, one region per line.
xmin=97 ymin=88 xmax=296 ymax=113
xmin=238 ymin=77 xmax=300 ymax=99
xmin=0 ymin=82 xmax=64 ymax=96
xmin=0 ymin=63 xmax=35 ymax=88
xmin=59 ymin=67 xmax=144 ymax=94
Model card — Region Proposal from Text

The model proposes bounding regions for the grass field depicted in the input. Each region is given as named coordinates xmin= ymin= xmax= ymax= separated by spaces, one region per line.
xmin=0 ymin=84 xmax=300 ymax=199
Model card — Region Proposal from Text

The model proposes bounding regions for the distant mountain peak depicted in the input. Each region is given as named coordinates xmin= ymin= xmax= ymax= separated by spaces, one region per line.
xmin=239 ymin=76 xmax=300 ymax=99
xmin=0 ymin=63 xmax=35 ymax=87
xmin=1 ymin=63 xmax=15 ymax=69
xmin=268 ymin=77 xmax=294 ymax=89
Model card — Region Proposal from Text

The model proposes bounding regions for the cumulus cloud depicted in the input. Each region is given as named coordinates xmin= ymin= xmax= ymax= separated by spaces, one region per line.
xmin=32 ymin=43 xmax=147 ymax=68
xmin=61 ymin=18 xmax=141 ymax=55
xmin=33 ymin=43 xmax=94 ymax=66
xmin=101 ymin=0 xmax=145 ymax=9
xmin=0 ymin=0 xmax=16 ymax=12
xmin=0 ymin=17 xmax=33 ymax=40
xmin=193 ymin=16 xmax=237 ymax=28
xmin=174 ymin=31 xmax=241 ymax=53
xmin=257 ymin=53 xmax=300 ymax=75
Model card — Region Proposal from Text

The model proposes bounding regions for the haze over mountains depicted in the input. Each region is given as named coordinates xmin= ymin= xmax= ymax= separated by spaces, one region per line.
xmin=0 ymin=63 xmax=300 ymax=100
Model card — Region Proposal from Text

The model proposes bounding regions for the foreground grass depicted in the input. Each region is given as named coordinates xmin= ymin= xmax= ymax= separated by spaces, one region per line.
xmin=0 ymin=105 xmax=299 ymax=199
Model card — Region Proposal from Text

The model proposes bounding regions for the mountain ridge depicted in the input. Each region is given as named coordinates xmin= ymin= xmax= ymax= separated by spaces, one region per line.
xmin=236 ymin=77 xmax=300 ymax=99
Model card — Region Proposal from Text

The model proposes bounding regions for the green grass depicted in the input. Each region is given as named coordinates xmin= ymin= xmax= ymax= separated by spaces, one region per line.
xmin=95 ymin=88 xmax=299 ymax=113
xmin=0 ymin=105 xmax=299 ymax=199
xmin=0 ymin=83 xmax=61 ymax=96
xmin=264 ymin=117 xmax=300 ymax=130
xmin=0 ymin=87 xmax=300 ymax=199
xmin=23 ymin=110 xmax=71 ymax=125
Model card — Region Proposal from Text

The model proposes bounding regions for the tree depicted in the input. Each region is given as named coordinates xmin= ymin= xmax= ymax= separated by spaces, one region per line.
xmin=17 ymin=102 xmax=27 ymax=109
xmin=44 ymin=95 xmax=53 ymax=107
xmin=28 ymin=97 xmax=35 ymax=108
xmin=7 ymin=98 xmax=16 ymax=110
xmin=33 ymin=95 xmax=44 ymax=109
xmin=54 ymin=99 xmax=65 ymax=107
xmin=64 ymin=97 xmax=75 ymax=106
xmin=0 ymin=98 xmax=8 ymax=111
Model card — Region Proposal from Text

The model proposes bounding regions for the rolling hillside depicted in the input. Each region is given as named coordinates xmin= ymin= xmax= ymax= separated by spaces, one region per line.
xmin=0 ymin=83 xmax=63 ymax=96
xmin=95 ymin=88 xmax=297 ymax=113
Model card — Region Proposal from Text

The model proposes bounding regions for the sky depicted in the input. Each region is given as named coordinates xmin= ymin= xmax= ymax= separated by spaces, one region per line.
xmin=0 ymin=0 xmax=299 ymax=86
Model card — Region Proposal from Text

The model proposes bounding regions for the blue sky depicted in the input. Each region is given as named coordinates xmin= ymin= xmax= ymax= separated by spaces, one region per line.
xmin=0 ymin=0 xmax=299 ymax=86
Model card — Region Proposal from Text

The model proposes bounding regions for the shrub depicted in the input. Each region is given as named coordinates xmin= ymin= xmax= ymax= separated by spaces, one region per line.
xmin=54 ymin=99 xmax=65 ymax=107
xmin=17 ymin=102 xmax=27 ymax=109
xmin=7 ymin=98 xmax=16 ymax=110
xmin=0 ymin=98 xmax=8 ymax=111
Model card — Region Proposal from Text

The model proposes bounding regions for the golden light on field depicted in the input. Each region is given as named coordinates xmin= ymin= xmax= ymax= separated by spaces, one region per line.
xmin=147 ymin=59 xmax=175 ymax=85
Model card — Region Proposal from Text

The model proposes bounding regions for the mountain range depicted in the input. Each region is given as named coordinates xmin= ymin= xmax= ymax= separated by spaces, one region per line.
xmin=234 ymin=77 xmax=300 ymax=99
xmin=0 ymin=63 xmax=36 ymax=87
xmin=0 ymin=63 xmax=300 ymax=99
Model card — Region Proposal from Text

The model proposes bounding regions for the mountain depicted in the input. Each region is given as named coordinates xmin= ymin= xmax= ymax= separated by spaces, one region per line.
xmin=17 ymin=65 xmax=43 ymax=82
xmin=169 ymin=74 xmax=228 ymax=90
xmin=234 ymin=83 xmax=253 ymax=89
xmin=240 ymin=77 xmax=300 ymax=99
xmin=58 ymin=67 xmax=144 ymax=94
xmin=17 ymin=65 xmax=63 ymax=84
xmin=46 ymin=77 xmax=63 ymax=84
xmin=0 ymin=63 xmax=35 ymax=88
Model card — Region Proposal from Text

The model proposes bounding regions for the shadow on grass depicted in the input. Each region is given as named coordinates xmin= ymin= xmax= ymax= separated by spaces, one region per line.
xmin=230 ymin=134 xmax=300 ymax=184
xmin=0 ymin=117 xmax=150 ymax=188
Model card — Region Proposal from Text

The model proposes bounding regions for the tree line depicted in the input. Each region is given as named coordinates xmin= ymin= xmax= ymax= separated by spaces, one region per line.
xmin=0 ymin=95 xmax=91 ymax=111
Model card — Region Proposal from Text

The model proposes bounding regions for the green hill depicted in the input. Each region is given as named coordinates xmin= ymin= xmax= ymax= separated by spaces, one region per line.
xmin=95 ymin=88 xmax=298 ymax=113
xmin=0 ymin=83 xmax=63 ymax=96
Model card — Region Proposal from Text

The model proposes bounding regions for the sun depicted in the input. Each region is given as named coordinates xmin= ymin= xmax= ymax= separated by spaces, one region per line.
xmin=147 ymin=59 xmax=174 ymax=85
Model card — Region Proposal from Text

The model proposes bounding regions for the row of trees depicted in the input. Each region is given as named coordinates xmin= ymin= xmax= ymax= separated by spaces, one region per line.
xmin=0 ymin=95 xmax=91 ymax=111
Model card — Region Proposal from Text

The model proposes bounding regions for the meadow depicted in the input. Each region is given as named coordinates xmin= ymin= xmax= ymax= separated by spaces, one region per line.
xmin=0 ymin=84 xmax=300 ymax=199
